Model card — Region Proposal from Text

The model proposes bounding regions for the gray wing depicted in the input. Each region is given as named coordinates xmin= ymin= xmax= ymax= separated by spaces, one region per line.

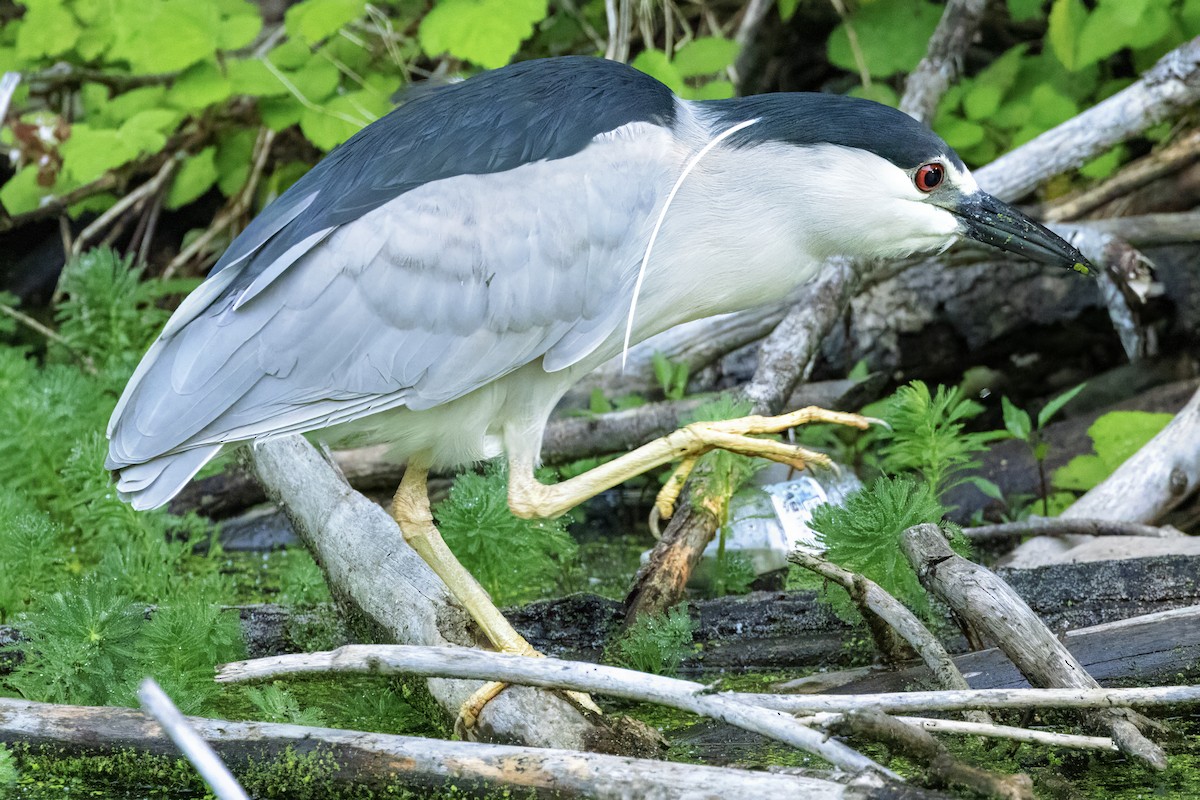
xmin=106 ymin=127 xmax=678 ymax=506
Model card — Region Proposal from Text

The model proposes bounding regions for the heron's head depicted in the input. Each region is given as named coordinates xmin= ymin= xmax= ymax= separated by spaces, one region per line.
xmin=699 ymin=94 xmax=1091 ymax=273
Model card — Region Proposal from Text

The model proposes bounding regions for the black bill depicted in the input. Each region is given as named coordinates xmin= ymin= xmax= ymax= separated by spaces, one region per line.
xmin=949 ymin=191 xmax=1093 ymax=276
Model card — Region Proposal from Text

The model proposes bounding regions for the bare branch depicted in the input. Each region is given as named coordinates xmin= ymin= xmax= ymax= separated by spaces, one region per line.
xmin=964 ymin=517 xmax=1182 ymax=542
xmin=0 ymin=696 xmax=902 ymax=799
xmin=217 ymin=643 xmax=899 ymax=779
xmin=137 ymin=679 xmax=249 ymax=800
xmin=900 ymin=0 xmax=989 ymax=124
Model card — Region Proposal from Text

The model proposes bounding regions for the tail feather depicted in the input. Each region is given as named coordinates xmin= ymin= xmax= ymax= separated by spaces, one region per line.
xmin=110 ymin=445 xmax=223 ymax=511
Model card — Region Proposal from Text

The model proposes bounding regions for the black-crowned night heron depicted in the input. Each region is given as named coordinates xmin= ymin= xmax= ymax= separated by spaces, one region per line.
xmin=107 ymin=56 xmax=1088 ymax=724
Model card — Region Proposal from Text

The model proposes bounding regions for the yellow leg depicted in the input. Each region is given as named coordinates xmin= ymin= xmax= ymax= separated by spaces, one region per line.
xmin=391 ymin=459 xmax=601 ymax=731
xmin=509 ymin=406 xmax=875 ymax=520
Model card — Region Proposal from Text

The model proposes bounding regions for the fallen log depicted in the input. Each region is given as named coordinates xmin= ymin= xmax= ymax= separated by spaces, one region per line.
xmin=795 ymin=605 xmax=1200 ymax=695
xmin=0 ymin=697 xmax=928 ymax=800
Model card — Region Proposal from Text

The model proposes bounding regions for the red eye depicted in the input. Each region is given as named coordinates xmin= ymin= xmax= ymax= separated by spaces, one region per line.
xmin=915 ymin=162 xmax=944 ymax=192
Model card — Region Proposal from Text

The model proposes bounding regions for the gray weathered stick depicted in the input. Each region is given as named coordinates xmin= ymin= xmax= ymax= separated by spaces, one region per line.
xmin=899 ymin=0 xmax=989 ymax=124
xmin=0 ymin=696 xmax=897 ymax=800
xmin=737 ymin=684 xmax=1200 ymax=714
xmin=901 ymin=524 xmax=1168 ymax=769
xmin=216 ymin=644 xmax=898 ymax=779
xmin=788 ymin=550 xmax=991 ymax=725
xmin=137 ymin=679 xmax=249 ymax=800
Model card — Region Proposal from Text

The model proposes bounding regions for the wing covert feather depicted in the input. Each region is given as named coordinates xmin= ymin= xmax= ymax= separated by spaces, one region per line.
xmin=107 ymin=130 xmax=679 ymax=466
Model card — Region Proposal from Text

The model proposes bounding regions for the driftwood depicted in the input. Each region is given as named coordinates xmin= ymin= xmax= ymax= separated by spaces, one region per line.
xmin=787 ymin=551 xmax=988 ymax=727
xmin=216 ymin=644 xmax=897 ymax=778
xmin=0 ymin=697 xmax=926 ymax=800
xmin=805 ymin=605 xmax=1200 ymax=695
xmin=241 ymin=435 xmax=657 ymax=755
xmin=821 ymin=708 xmax=1034 ymax=800
xmin=738 ymin=684 xmax=1200 ymax=715
xmin=901 ymin=524 xmax=1167 ymax=769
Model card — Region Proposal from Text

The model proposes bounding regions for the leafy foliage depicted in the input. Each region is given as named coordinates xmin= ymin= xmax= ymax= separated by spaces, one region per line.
xmin=808 ymin=476 xmax=955 ymax=618
xmin=608 ymin=603 xmax=696 ymax=676
xmin=0 ymin=249 xmax=245 ymax=713
xmin=878 ymin=381 xmax=997 ymax=499
xmin=245 ymin=683 xmax=329 ymax=727
xmin=1054 ymin=410 xmax=1174 ymax=492
xmin=435 ymin=462 xmax=578 ymax=607
xmin=0 ymin=744 xmax=15 ymax=787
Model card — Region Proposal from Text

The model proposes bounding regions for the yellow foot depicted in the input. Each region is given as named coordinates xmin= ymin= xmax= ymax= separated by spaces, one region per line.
xmin=454 ymin=652 xmax=603 ymax=735
xmin=650 ymin=407 xmax=879 ymax=522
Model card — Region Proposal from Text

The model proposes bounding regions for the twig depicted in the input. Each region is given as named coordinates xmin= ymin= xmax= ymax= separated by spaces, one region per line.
xmin=23 ymin=62 xmax=175 ymax=92
xmin=829 ymin=0 xmax=872 ymax=90
xmin=137 ymin=679 xmax=249 ymax=800
xmin=70 ymin=155 xmax=179 ymax=258
xmin=0 ymin=303 xmax=96 ymax=374
xmin=1045 ymin=128 xmax=1200 ymax=221
xmin=964 ymin=516 xmax=1181 ymax=541
xmin=899 ymin=0 xmax=989 ymax=124
xmin=822 ymin=708 xmax=1035 ymax=800
xmin=901 ymin=524 xmax=1168 ymax=769
xmin=736 ymin=684 xmax=1200 ymax=714
xmin=216 ymin=644 xmax=899 ymax=779
xmin=0 ymin=696 xmax=901 ymax=799
xmin=788 ymin=550 xmax=992 ymax=725
xmin=604 ymin=0 xmax=632 ymax=62
xmin=884 ymin=716 xmax=1118 ymax=752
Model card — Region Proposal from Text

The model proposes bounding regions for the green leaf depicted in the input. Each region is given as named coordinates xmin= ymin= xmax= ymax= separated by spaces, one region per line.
xmin=683 ymin=80 xmax=735 ymax=101
xmin=0 ymin=165 xmax=47 ymax=216
xmin=60 ymin=126 xmax=140 ymax=184
xmin=1053 ymin=411 xmax=1173 ymax=491
xmin=588 ymin=388 xmax=613 ymax=415
xmin=936 ymin=115 xmax=986 ymax=151
xmin=259 ymin=96 xmax=305 ymax=131
xmin=16 ymin=2 xmax=81 ymax=60
xmin=964 ymin=476 xmax=1005 ymax=501
xmin=1183 ymin=0 xmax=1200 ymax=36
xmin=228 ymin=59 xmax=290 ymax=97
xmin=778 ymin=0 xmax=801 ymax=21
xmin=672 ymin=37 xmax=739 ymax=78
xmin=827 ymin=0 xmax=942 ymax=78
xmin=1037 ymin=383 xmax=1085 ymax=429
xmin=1047 ymin=0 xmax=1087 ymax=71
xmin=268 ymin=39 xmax=313 ymax=70
xmin=166 ymin=147 xmax=219 ymax=210
xmin=285 ymin=0 xmax=367 ymax=44
xmin=169 ymin=60 xmax=233 ymax=110
xmin=118 ymin=109 xmax=182 ymax=154
xmin=219 ymin=13 xmax=263 ymax=50
xmin=284 ymin=58 xmax=341 ymax=103
xmin=1007 ymin=0 xmax=1045 ymax=21
xmin=848 ymin=83 xmax=899 ymax=107
xmin=299 ymin=90 xmax=390 ymax=151
xmin=1028 ymin=83 xmax=1078 ymax=129
xmin=419 ymin=0 xmax=548 ymax=70
xmin=110 ymin=0 xmax=220 ymax=73
xmin=1001 ymin=396 xmax=1032 ymax=441
xmin=215 ymin=129 xmax=257 ymax=196
xmin=631 ymin=49 xmax=683 ymax=93
xmin=1079 ymin=145 xmax=1125 ymax=179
